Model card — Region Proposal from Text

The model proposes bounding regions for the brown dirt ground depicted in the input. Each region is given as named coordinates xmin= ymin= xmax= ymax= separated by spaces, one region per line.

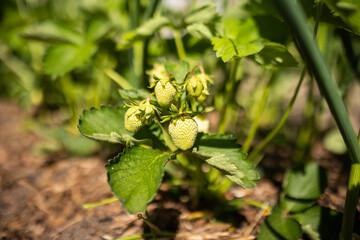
xmin=0 ymin=101 xmax=358 ymax=240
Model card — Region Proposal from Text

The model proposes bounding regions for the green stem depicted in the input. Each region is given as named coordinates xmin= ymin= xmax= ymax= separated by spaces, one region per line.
xmin=173 ymin=29 xmax=186 ymax=61
xmin=247 ymin=67 xmax=306 ymax=164
xmin=340 ymin=133 xmax=360 ymax=240
xmin=144 ymin=0 xmax=160 ymax=20
xmin=242 ymin=70 xmax=276 ymax=153
xmin=218 ymin=58 xmax=240 ymax=134
xmin=129 ymin=0 xmax=140 ymax=28
xmin=114 ymin=232 xmax=175 ymax=240
xmin=274 ymin=0 xmax=360 ymax=164
xmin=82 ymin=196 xmax=118 ymax=209
xmin=176 ymin=152 xmax=207 ymax=208
xmin=273 ymin=1 xmax=360 ymax=239
xmin=103 ymin=68 xmax=133 ymax=90
xmin=154 ymin=119 xmax=178 ymax=152
xmin=142 ymin=0 xmax=160 ymax=87
xmin=241 ymin=199 xmax=271 ymax=212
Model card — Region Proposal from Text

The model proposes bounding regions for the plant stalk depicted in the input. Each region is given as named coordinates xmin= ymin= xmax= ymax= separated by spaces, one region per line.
xmin=218 ymin=58 xmax=240 ymax=134
xmin=273 ymin=0 xmax=360 ymax=165
xmin=242 ymin=70 xmax=276 ymax=153
xmin=173 ymin=29 xmax=186 ymax=61
xmin=82 ymin=196 xmax=118 ymax=209
xmin=273 ymin=0 xmax=360 ymax=239
xmin=154 ymin=119 xmax=178 ymax=152
xmin=247 ymin=67 xmax=306 ymax=164
xmin=340 ymin=132 xmax=360 ymax=240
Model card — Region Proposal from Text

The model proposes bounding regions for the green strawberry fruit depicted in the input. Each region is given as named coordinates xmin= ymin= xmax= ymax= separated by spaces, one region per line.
xmin=154 ymin=79 xmax=177 ymax=107
xmin=169 ymin=116 xmax=198 ymax=150
xmin=186 ymin=76 xmax=203 ymax=97
xmin=124 ymin=106 xmax=143 ymax=133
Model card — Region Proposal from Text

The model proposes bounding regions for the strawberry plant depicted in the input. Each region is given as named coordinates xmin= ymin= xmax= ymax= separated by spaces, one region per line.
xmin=78 ymin=63 xmax=260 ymax=213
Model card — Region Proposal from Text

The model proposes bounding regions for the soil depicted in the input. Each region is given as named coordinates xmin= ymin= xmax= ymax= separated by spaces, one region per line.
xmin=0 ymin=101 xmax=358 ymax=240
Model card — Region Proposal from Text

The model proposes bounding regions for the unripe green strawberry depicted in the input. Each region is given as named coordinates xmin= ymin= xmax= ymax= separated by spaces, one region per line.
xmin=124 ymin=106 xmax=143 ymax=133
xmin=186 ymin=76 xmax=203 ymax=97
xmin=155 ymin=79 xmax=177 ymax=107
xmin=169 ymin=116 xmax=198 ymax=150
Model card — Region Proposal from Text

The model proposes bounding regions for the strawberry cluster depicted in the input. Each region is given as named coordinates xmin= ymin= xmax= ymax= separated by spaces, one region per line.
xmin=124 ymin=65 xmax=212 ymax=151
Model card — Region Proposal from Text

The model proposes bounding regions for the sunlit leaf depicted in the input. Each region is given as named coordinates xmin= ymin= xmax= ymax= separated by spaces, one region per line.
xmin=252 ymin=42 xmax=298 ymax=68
xmin=191 ymin=134 xmax=259 ymax=188
xmin=322 ymin=0 xmax=360 ymax=35
xmin=106 ymin=146 xmax=171 ymax=213
xmin=78 ymin=106 xmax=152 ymax=146
xmin=186 ymin=23 xmax=213 ymax=39
xmin=284 ymin=162 xmax=327 ymax=200
xmin=211 ymin=18 xmax=264 ymax=62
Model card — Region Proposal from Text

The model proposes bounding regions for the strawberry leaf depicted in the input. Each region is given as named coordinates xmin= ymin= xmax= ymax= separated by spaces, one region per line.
xmin=106 ymin=146 xmax=171 ymax=213
xmin=211 ymin=18 xmax=264 ymax=62
xmin=117 ymin=16 xmax=171 ymax=49
xmin=43 ymin=43 xmax=96 ymax=78
xmin=192 ymin=134 xmax=259 ymax=188
xmin=78 ymin=106 xmax=156 ymax=146
xmin=251 ymin=42 xmax=298 ymax=68
xmin=258 ymin=205 xmax=302 ymax=240
xmin=118 ymin=89 xmax=152 ymax=101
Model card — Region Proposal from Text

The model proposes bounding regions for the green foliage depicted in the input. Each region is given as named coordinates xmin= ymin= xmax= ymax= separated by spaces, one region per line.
xmin=186 ymin=23 xmax=213 ymax=40
xmin=258 ymin=205 xmax=302 ymax=240
xmin=78 ymin=106 xmax=149 ymax=145
xmin=164 ymin=61 xmax=190 ymax=84
xmin=183 ymin=3 xmax=218 ymax=26
xmin=211 ymin=18 xmax=264 ymax=62
xmin=324 ymin=129 xmax=347 ymax=154
xmin=106 ymin=146 xmax=171 ymax=213
xmin=20 ymin=21 xmax=83 ymax=44
xmin=43 ymin=44 xmax=96 ymax=78
xmin=284 ymin=162 xmax=327 ymax=200
xmin=251 ymin=42 xmax=298 ymax=68
xmin=322 ymin=0 xmax=360 ymax=35
xmin=280 ymin=162 xmax=327 ymax=213
xmin=118 ymin=89 xmax=152 ymax=101
xmin=117 ymin=16 xmax=171 ymax=49
xmin=192 ymin=134 xmax=259 ymax=188
xmin=32 ymin=126 xmax=98 ymax=156
xmin=292 ymin=206 xmax=342 ymax=240
xmin=21 ymin=18 xmax=113 ymax=78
